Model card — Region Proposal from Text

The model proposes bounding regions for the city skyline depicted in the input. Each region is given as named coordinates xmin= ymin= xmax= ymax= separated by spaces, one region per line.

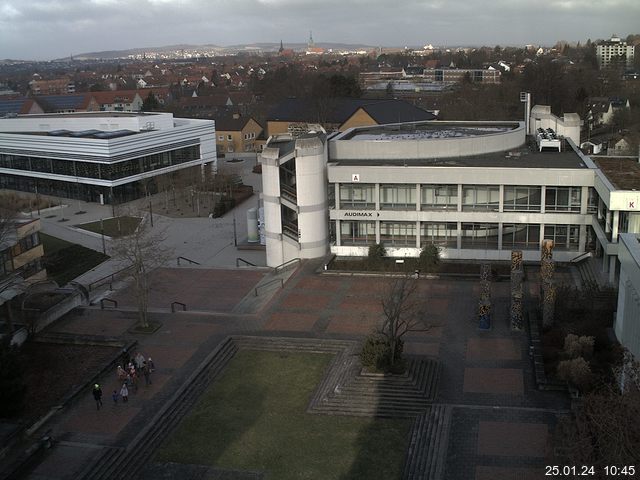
xmin=0 ymin=0 xmax=638 ymax=61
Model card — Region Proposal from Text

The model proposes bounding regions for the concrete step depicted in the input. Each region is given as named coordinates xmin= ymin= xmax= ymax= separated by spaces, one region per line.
xmin=402 ymin=404 xmax=452 ymax=480
xmin=80 ymin=338 xmax=239 ymax=480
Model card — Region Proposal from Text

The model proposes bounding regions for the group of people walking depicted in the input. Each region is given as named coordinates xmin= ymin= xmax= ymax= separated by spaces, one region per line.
xmin=92 ymin=351 xmax=156 ymax=410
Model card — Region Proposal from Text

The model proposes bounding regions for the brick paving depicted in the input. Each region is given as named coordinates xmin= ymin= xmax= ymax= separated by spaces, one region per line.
xmin=477 ymin=421 xmax=549 ymax=457
xmin=466 ymin=338 xmax=521 ymax=361
xmin=22 ymin=262 xmax=574 ymax=480
xmin=325 ymin=313 xmax=379 ymax=335
xmin=463 ymin=368 xmax=525 ymax=395
xmin=111 ymin=267 xmax=265 ymax=312
xmin=475 ymin=466 xmax=544 ymax=480
xmin=264 ymin=311 xmax=321 ymax=332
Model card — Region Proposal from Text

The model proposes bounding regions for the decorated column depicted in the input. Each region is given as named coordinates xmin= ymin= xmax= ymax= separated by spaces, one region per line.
xmin=540 ymin=239 xmax=555 ymax=328
xmin=510 ymin=250 xmax=524 ymax=331
xmin=478 ymin=263 xmax=491 ymax=330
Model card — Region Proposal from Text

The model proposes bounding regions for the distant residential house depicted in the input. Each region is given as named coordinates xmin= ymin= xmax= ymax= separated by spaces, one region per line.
xmin=35 ymin=94 xmax=98 ymax=113
xmin=266 ymin=97 xmax=436 ymax=137
xmin=0 ymin=97 xmax=45 ymax=116
xmin=90 ymin=90 xmax=144 ymax=112
xmin=587 ymin=97 xmax=631 ymax=126
xmin=215 ymin=112 xmax=263 ymax=153
xmin=610 ymin=133 xmax=640 ymax=156
xmin=29 ymin=77 xmax=75 ymax=95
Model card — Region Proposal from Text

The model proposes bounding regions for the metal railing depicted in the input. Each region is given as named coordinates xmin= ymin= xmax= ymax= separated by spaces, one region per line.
xmin=171 ymin=301 xmax=187 ymax=312
xmin=569 ymin=251 xmax=592 ymax=263
xmin=87 ymin=265 xmax=134 ymax=292
xmin=274 ymin=257 xmax=300 ymax=274
xmin=177 ymin=256 xmax=201 ymax=266
xmin=254 ymin=278 xmax=284 ymax=296
xmin=236 ymin=257 xmax=257 ymax=267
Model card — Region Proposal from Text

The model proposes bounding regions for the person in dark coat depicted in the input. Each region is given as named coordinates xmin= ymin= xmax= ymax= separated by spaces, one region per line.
xmin=92 ymin=384 xmax=103 ymax=410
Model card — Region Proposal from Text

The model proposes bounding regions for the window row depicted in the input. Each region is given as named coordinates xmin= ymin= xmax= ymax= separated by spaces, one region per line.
xmin=336 ymin=184 xmax=585 ymax=212
xmin=338 ymin=221 xmax=580 ymax=250
xmin=0 ymin=146 xmax=200 ymax=181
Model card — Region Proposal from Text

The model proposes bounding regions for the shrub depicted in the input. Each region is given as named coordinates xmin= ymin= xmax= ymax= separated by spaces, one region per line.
xmin=557 ymin=357 xmax=592 ymax=388
xmin=360 ymin=334 xmax=404 ymax=373
xmin=368 ymin=243 xmax=386 ymax=261
xmin=563 ymin=334 xmax=595 ymax=359
xmin=418 ymin=243 xmax=440 ymax=272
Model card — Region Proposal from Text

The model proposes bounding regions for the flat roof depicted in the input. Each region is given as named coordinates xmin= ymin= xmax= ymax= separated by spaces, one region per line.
xmin=339 ymin=121 xmax=519 ymax=141
xmin=0 ymin=129 xmax=140 ymax=139
xmin=594 ymin=158 xmax=640 ymax=190
xmin=329 ymin=143 xmax=587 ymax=169
xmin=15 ymin=112 xmax=157 ymax=119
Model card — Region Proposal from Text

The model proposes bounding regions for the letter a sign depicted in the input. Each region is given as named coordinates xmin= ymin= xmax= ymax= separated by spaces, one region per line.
xmin=351 ymin=174 xmax=360 ymax=182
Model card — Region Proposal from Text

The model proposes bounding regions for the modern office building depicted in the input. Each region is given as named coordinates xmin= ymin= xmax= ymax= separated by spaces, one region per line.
xmin=259 ymin=108 xmax=640 ymax=288
xmin=0 ymin=112 xmax=216 ymax=203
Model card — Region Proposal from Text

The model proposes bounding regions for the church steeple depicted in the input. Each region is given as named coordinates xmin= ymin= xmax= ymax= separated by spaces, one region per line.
xmin=308 ymin=31 xmax=314 ymax=49
xmin=279 ymin=39 xmax=284 ymax=53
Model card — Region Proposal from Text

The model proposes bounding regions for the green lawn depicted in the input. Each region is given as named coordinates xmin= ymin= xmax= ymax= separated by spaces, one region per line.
xmin=40 ymin=233 xmax=109 ymax=286
xmin=75 ymin=216 xmax=141 ymax=238
xmin=157 ymin=350 xmax=411 ymax=479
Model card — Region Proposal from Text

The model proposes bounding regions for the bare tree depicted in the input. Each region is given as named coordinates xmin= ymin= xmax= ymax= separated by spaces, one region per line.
xmin=379 ymin=275 xmax=435 ymax=368
xmin=110 ymin=217 xmax=172 ymax=329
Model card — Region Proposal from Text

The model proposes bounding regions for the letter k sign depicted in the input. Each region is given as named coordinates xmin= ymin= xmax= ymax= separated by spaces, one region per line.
xmin=630 ymin=201 xmax=636 ymax=209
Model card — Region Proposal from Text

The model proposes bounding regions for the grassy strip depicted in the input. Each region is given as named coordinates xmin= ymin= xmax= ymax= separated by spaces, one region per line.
xmin=40 ymin=233 xmax=109 ymax=286
xmin=76 ymin=216 xmax=141 ymax=238
xmin=157 ymin=350 xmax=411 ymax=480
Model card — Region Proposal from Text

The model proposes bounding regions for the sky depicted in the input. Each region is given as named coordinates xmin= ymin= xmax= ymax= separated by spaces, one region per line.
xmin=0 ymin=0 xmax=638 ymax=61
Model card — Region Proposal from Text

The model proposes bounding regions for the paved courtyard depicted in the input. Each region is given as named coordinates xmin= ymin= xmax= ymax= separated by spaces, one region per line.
xmin=22 ymin=261 xmax=570 ymax=480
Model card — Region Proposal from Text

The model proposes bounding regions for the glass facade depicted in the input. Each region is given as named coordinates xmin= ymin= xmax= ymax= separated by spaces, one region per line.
xmin=420 ymin=222 xmax=457 ymax=247
xmin=503 ymin=186 xmax=541 ymax=211
xmin=502 ymin=223 xmax=541 ymax=250
xmin=462 ymin=185 xmax=500 ymax=211
xmin=544 ymin=224 xmax=580 ymax=250
xmin=380 ymin=184 xmax=416 ymax=210
xmin=339 ymin=184 xmax=375 ymax=209
xmin=461 ymin=223 xmax=499 ymax=249
xmin=545 ymin=186 xmax=581 ymax=212
xmin=340 ymin=221 xmax=375 ymax=245
xmin=0 ymin=145 xmax=200 ymax=181
xmin=380 ymin=222 xmax=416 ymax=247
xmin=421 ymin=184 xmax=458 ymax=210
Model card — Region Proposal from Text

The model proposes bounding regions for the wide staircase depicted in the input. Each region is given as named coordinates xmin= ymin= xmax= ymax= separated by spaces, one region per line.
xmin=308 ymin=356 xmax=441 ymax=418
xmin=402 ymin=404 xmax=453 ymax=480
xmin=76 ymin=336 xmax=444 ymax=479
xmin=77 ymin=337 xmax=240 ymax=480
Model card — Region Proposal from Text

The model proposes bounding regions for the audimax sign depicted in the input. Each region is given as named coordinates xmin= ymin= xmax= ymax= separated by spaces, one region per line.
xmin=342 ymin=211 xmax=380 ymax=218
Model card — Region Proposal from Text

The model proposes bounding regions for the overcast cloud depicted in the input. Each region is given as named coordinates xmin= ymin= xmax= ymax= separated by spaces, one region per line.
xmin=0 ymin=0 xmax=638 ymax=60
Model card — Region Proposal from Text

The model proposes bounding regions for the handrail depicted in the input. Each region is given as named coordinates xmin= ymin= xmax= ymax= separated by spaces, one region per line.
xmin=274 ymin=257 xmax=300 ymax=273
xmin=255 ymin=278 xmax=284 ymax=296
xmin=171 ymin=301 xmax=187 ymax=312
xmin=236 ymin=257 xmax=257 ymax=267
xmin=87 ymin=265 xmax=134 ymax=292
xmin=100 ymin=298 xmax=118 ymax=309
xmin=569 ymin=251 xmax=592 ymax=264
xmin=177 ymin=256 xmax=201 ymax=266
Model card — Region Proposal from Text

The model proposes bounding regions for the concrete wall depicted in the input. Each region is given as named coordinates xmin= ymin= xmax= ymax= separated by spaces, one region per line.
xmin=615 ymin=233 xmax=640 ymax=358
xmin=529 ymin=106 xmax=581 ymax=146
xmin=330 ymin=121 xmax=524 ymax=160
